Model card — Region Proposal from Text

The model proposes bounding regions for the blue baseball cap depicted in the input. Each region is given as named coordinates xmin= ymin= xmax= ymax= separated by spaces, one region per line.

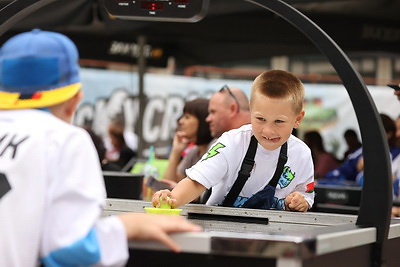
xmin=0 ymin=29 xmax=81 ymax=109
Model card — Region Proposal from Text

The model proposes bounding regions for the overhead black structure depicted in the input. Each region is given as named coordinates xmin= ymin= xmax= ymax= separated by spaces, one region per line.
xmin=244 ymin=1 xmax=392 ymax=266
xmin=1 ymin=0 xmax=399 ymax=68
xmin=0 ymin=0 xmax=393 ymax=266
xmin=0 ymin=0 xmax=56 ymax=36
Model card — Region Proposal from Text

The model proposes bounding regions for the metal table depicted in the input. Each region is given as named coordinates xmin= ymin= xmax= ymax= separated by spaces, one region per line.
xmin=104 ymin=199 xmax=400 ymax=267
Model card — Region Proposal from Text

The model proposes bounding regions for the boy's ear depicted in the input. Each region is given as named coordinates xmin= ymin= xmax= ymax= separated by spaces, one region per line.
xmin=66 ymin=90 xmax=83 ymax=116
xmin=293 ymin=110 xmax=305 ymax=129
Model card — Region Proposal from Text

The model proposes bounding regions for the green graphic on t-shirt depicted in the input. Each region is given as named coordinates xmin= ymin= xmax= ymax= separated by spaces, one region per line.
xmin=278 ymin=166 xmax=295 ymax=188
xmin=202 ymin=142 xmax=225 ymax=161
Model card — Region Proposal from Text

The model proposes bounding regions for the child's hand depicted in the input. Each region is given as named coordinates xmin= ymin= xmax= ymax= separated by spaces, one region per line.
xmin=152 ymin=189 xmax=178 ymax=208
xmin=118 ymin=213 xmax=202 ymax=253
xmin=285 ymin=192 xmax=309 ymax=212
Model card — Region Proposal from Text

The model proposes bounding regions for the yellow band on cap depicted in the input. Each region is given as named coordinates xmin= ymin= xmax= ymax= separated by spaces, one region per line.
xmin=0 ymin=83 xmax=82 ymax=109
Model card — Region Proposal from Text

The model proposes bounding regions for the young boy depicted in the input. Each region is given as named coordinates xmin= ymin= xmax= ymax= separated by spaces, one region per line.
xmin=153 ymin=70 xmax=314 ymax=212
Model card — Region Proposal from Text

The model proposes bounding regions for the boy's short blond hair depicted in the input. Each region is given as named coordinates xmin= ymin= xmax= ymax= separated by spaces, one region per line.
xmin=250 ymin=70 xmax=304 ymax=114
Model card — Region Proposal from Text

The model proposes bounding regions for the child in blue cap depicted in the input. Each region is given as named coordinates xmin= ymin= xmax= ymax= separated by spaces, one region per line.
xmin=0 ymin=29 xmax=201 ymax=267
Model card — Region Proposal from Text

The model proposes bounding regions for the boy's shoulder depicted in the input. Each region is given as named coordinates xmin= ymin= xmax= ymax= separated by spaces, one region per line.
xmin=224 ymin=123 xmax=252 ymax=135
xmin=219 ymin=124 xmax=253 ymax=142
xmin=208 ymin=124 xmax=253 ymax=154
xmin=13 ymin=109 xmax=88 ymax=141
xmin=288 ymin=134 xmax=311 ymax=152
xmin=2 ymin=109 xmax=68 ymax=131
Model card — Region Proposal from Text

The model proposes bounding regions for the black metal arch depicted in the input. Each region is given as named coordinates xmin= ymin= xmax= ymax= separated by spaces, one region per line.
xmin=0 ymin=0 xmax=393 ymax=266
xmin=0 ymin=0 xmax=56 ymax=36
xmin=247 ymin=1 xmax=392 ymax=265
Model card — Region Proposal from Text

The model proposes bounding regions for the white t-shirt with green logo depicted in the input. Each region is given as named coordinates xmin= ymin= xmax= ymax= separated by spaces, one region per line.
xmin=186 ymin=124 xmax=315 ymax=210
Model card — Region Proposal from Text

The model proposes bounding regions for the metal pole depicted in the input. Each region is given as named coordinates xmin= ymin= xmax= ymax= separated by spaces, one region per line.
xmin=246 ymin=0 xmax=392 ymax=265
xmin=137 ymin=35 xmax=147 ymax=158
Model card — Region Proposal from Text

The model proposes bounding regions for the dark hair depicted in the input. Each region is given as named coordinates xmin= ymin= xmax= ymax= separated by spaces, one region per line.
xmin=183 ymin=98 xmax=213 ymax=145
xmin=344 ymin=129 xmax=358 ymax=139
xmin=108 ymin=122 xmax=126 ymax=149
xmin=303 ymin=130 xmax=326 ymax=157
xmin=83 ymin=127 xmax=106 ymax=162
xmin=380 ymin=113 xmax=397 ymax=147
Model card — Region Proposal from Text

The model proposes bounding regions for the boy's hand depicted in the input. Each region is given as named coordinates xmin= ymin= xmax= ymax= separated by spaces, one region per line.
xmin=152 ymin=189 xmax=178 ymax=208
xmin=285 ymin=192 xmax=309 ymax=212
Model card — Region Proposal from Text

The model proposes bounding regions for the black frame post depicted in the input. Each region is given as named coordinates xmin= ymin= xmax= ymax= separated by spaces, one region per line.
xmin=246 ymin=0 xmax=392 ymax=265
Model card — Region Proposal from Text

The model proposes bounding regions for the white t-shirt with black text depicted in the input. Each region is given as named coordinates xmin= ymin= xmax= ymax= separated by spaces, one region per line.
xmin=0 ymin=109 xmax=128 ymax=267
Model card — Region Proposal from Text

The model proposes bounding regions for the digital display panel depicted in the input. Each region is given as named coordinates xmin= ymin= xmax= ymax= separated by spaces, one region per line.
xmin=141 ymin=2 xmax=164 ymax=10
xmin=105 ymin=0 xmax=209 ymax=22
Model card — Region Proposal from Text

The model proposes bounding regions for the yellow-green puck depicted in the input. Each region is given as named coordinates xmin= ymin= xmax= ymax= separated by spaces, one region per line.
xmin=144 ymin=207 xmax=182 ymax=215
xmin=144 ymin=196 xmax=182 ymax=215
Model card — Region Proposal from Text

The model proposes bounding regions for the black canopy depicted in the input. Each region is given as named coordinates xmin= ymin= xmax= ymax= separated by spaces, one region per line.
xmin=1 ymin=0 xmax=399 ymax=68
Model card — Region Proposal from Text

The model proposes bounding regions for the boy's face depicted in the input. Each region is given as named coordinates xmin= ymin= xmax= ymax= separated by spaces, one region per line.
xmin=251 ymin=92 xmax=304 ymax=151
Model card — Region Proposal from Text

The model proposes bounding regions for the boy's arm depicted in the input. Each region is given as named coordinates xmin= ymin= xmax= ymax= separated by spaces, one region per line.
xmin=152 ymin=177 xmax=206 ymax=208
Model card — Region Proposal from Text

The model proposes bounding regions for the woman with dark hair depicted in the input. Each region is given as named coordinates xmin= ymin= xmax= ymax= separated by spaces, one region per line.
xmin=106 ymin=121 xmax=137 ymax=170
xmin=83 ymin=126 xmax=121 ymax=171
xmin=163 ymin=98 xmax=213 ymax=186
xmin=303 ymin=130 xmax=340 ymax=178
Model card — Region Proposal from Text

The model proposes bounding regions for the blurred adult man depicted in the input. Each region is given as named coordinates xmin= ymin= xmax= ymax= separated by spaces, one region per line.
xmin=206 ymin=85 xmax=251 ymax=138
xmin=198 ymin=86 xmax=250 ymax=203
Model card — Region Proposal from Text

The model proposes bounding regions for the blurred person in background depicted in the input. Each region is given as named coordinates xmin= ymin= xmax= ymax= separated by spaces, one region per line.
xmin=326 ymin=114 xmax=400 ymax=186
xmin=303 ymin=130 xmax=340 ymax=179
xmin=106 ymin=119 xmax=137 ymax=170
xmin=395 ymin=115 xmax=400 ymax=147
xmin=104 ymin=114 xmax=138 ymax=160
xmin=83 ymin=126 xmax=121 ymax=171
xmin=390 ymin=84 xmax=400 ymax=216
xmin=162 ymin=98 xmax=213 ymax=187
xmin=206 ymin=85 xmax=251 ymax=139
xmin=393 ymin=85 xmax=400 ymax=101
xmin=342 ymin=128 xmax=362 ymax=161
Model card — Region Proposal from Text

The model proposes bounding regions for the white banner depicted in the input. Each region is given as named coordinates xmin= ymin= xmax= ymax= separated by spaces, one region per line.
xmin=75 ymin=68 xmax=400 ymax=159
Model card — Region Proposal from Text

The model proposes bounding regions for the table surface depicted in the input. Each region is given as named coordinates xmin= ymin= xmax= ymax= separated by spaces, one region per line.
xmin=104 ymin=199 xmax=400 ymax=259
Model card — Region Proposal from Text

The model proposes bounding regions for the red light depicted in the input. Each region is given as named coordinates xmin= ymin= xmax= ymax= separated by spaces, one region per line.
xmin=141 ymin=2 xmax=163 ymax=10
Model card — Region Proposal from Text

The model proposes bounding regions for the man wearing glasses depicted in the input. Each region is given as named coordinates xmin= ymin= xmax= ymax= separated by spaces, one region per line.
xmin=206 ymin=85 xmax=251 ymax=139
